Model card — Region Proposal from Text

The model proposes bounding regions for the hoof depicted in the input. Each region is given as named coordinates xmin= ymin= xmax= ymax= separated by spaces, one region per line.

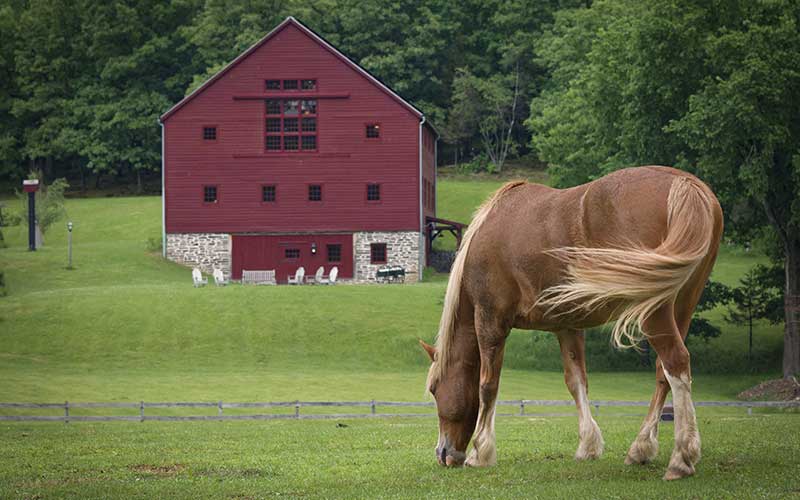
xmin=465 ymin=448 xmax=496 ymax=468
xmin=625 ymin=437 xmax=658 ymax=465
xmin=663 ymin=463 xmax=695 ymax=480
xmin=575 ymin=439 xmax=604 ymax=461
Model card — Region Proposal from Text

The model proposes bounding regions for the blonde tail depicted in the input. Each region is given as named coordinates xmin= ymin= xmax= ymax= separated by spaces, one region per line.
xmin=427 ymin=181 xmax=525 ymax=390
xmin=538 ymin=176 xmax=716 ymax=348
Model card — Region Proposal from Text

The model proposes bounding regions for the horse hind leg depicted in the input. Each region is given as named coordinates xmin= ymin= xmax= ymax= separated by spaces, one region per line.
xmin=643 ymin=304 xmax=701 ymax=480
xmin=625 ymin=358 xmax=669 ymax=465
xmin=465 ymin=309 xmax=510 ymax=467
xmin=556 ymin=330 xmax=604 ymax=460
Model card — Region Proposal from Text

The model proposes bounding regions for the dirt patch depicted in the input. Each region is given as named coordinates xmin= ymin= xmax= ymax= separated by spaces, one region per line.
xmin=129 ymin=463 xmax=185 ymax=477
xmin=737 ymin=377 xmax=800 ymax=401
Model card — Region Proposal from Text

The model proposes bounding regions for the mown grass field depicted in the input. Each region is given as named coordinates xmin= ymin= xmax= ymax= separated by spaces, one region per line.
xmin=0 ymin=175 xmax=796 ymax=498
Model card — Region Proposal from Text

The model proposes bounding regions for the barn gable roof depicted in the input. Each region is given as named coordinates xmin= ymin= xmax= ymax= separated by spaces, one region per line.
xmin=160 ymin=16 xmax=429 ymax=126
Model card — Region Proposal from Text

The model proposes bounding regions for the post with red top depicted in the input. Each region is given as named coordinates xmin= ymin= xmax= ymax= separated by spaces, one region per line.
xmin=22 ymin=179 xmax=39 ymax=251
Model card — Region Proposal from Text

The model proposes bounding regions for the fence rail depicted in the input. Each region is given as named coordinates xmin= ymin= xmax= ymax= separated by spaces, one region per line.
xmin=0 ymin=399 xmax=797 ymax=423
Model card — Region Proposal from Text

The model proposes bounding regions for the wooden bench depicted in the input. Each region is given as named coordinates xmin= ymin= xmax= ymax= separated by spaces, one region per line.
xmin=241 ymin=269 xmax=277 ymax=285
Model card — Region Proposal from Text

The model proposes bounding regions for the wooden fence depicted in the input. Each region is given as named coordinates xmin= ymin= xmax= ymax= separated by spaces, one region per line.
xmin=0 ymin=399 xmax=797 ymax=423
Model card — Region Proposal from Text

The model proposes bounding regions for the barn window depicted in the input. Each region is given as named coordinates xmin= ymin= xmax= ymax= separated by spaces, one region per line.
xmin=203 ymin=185 xmax=218 ymax=204
xmin=265 ymin=80 xmax=281 ymax=90
xmin=301 ymin=135 xmax=316 ymax=150
xmin=262 ymin=185 xmax=276 ymax=202
xmin=264 ymin=97 xmax=318 ymax=152
xmin=370 ymin=243 xmax=387 ymax=264
xmin=203 ymin=127 xmax=217 ymax=140
xmin=367 ymin=184 xmax=380 ymax=201
xmin=285 ymin=248 xmax=300 ymax=259
xmin=284 ymin=118 xmax=299 ymax=132
xmin=266 ymin=136 xmax=281 ymax=150
xmin=302 ymin=118 xmax=316 ymax=132
xmin=283 ymin=79 xmax=299 ymax=90
xmin=308 ymin=184 xmax=322 ymax=202
xmin=301 ymin=100 xmax=317 ymax=115
xmin=283 ymin=136 xmax=299 ymax=150
xmin=366 ymin=124 xmax=380 ymax=138
xmin=327 ymin=244 xmax=341 ymax=263
xmin=266 ymin=99 xmax=281 ymax=115
xmin=266 ymin=118 xmax=281 ymax=133
xmin=302 ymin=79 xmax=317 ymax=90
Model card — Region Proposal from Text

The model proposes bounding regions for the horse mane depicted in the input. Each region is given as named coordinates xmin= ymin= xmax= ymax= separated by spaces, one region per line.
xmin=536 ymin=175 xmax=717 ymax=348
xmin=427 ymin=180 xmax=526 ymax=391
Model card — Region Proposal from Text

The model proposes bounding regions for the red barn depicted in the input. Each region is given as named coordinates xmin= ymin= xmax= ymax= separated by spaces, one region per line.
xmin=159 ymin=17 xmax=438 ymax=283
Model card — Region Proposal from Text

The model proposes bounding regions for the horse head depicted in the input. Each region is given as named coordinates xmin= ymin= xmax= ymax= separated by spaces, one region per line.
xmin=420 ymin=339 xmax=479 ymax=467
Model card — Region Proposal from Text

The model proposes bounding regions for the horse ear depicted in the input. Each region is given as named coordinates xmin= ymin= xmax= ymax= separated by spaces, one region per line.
xmin=419 ymin=339 xmax=437 ymax=362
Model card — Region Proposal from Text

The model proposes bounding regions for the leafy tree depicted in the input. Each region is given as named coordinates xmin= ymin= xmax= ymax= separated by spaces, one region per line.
xmin=529 ymin=0 xmax=800 ymax=377
xmin=689 ymin=280 xmax=732 ymax=342
xmin=726 ymin=266 xmax=784 ymax=363
xmin=450 ymin=68 xmax=522 ymax=172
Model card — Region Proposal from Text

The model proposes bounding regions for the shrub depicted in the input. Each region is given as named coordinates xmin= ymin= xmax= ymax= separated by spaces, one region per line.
xmin=145 ymin=236 xmax=163 ymax=253
xmin=0 ymin=270 xmax=6 ymax=297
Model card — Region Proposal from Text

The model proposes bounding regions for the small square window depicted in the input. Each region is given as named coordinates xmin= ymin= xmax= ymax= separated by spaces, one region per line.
xmin=284 ymin=136 xmax=299 ymax=150
xmin=301 ymin=100 xmax=317 ymax=115
xmin=283 ymin=79 xmax=299 ymax=90
xmin=265 ymin=80 xmax=281 ymax=90
xmin=370 ymin=243 xmax=387 ymax=264
xmin=327 ymin=244 xmax=341 ymax=263
xmin=366 ymin=124 xmax=380 ymax=138
xmin=285 ymin=248 xmax=300 ymax=259
xmin=302 ymin=117 xmax=316 ymax=132
xmin=266 ymin=136 xmax=281 ymax=150
xmin=203 ymin=185 xmax=218 ymax=203
xmin=266 ymin=118 xmax=281 ymax=132
xmin=284 ymin=118 xmax=298 ymax=132
xmin=308 ymin=184 xmax=322 ymax=201
xmin=301 ymin=135 xmax=316 ymax=150
xmin=266 ymin=99 xmax=281 ymax=114
xmin=262 ymin=185 xmax=276 ymax=202
xmin=284 ymin=100 xmax=299 ymax=116
xmin=367 ymin=183 xmax=380 ymax=201
xmin=203 ymin=127 xmax=217 ymax=140
xmin=301 ymin=79 xmax=317 ymax=90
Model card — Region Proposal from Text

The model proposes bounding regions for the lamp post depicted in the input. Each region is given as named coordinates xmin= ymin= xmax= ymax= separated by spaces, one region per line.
xmin=23 ymin=179 xmax=39 ymax=251
xmin=67 ymin=221 xmax=74 ymax=269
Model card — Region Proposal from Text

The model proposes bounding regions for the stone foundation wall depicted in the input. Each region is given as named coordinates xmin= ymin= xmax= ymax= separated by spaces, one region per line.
xmin=166 ymin=233 xmax=231 ymax=278
xmin=353 ymin=231 xmax=422 ymax=283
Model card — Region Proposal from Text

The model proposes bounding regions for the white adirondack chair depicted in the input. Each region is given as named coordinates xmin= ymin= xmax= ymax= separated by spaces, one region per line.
xmin=213 ymin=268 xmax=228 ymax=286
xmin=314 ymin=266 xmax=325 ymax=284
xmin=319 ymin=266 xmax=338 ymax=285
xmin=287 ymin=267 xmax=305 ymax=285
xmin=192 ymin=268 xmax=208 ymax=287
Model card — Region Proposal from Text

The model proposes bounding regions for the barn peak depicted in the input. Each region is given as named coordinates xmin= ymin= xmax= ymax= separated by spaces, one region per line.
xmin=160 ymin=16 xmax=429 ymax=126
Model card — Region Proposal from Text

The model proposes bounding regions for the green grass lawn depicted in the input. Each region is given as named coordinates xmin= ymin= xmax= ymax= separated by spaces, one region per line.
xmin=0 ymin=179 xmax=795 ymax=498
xmin=1 ymin=416 xmax=798 ymax=499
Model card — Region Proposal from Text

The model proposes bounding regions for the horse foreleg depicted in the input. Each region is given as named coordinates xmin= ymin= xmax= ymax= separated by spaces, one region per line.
xmin=625 ymin=358 xmax=669 ymax=465
xmin=556 ymin=330 xmax=604 ymax=460
xmin=465 ymin=312 xmax=509 ymax=467
xmin=644 ymin=305 xmax=701 ymax=480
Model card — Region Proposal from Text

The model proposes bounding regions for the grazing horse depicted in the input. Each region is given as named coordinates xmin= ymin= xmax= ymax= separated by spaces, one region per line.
xmin=420 ymin=166 xmax=723 ymax=480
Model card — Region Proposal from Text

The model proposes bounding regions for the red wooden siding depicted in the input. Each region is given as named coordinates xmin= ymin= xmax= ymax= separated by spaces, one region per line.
xmin=232 ymin=234 xmax=353 ymax=281
xmin=163 ymin=19 xmax=433 ymax=235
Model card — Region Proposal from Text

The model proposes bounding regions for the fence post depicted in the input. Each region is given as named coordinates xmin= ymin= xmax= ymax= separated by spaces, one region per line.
xmin=519 ymin=400 xmax=525 ymax=416
xmin=218 ymin=400 xmax=223 ymax=417
xmin=295 ymin=400 xmax=300 ymax=419
xmin=747 ymin=406 xmax=752 ymax=416
xmin=371 ymin=399 xmax=376 ymax=415
xmin=140 ymin=401 xmax=144 ymax=422
xmin=64 ymin=401 xmax=69 ymax=424
xmin=594 ymin=403 xmax=600 ymax=418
